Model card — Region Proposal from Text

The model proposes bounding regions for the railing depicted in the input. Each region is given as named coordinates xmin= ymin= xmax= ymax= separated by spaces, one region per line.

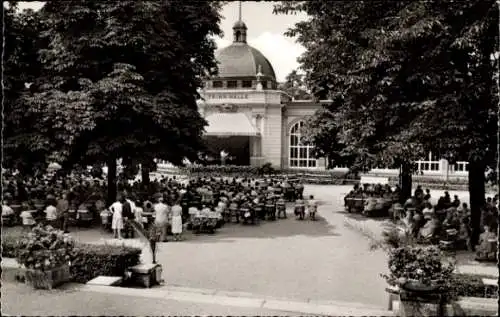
xmin=416 ymin=160 xmax=441 ymax=173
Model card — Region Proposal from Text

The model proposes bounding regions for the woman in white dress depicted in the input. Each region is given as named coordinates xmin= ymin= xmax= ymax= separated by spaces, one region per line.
xmin=171 ymin=200 xmax=183 ymax=241
xmin=110 ymin=199 xmax=123 ymax=239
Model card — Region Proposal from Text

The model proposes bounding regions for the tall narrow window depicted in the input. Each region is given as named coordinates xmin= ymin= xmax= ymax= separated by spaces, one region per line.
xmin=289 ymin=120 xmax=316 ymax=168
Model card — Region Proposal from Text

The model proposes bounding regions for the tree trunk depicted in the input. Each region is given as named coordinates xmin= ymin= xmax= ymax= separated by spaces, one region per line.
xmin=107 ymin=158 xmax=117 ymax=206
xmin=468 ymin=160 xmax=486 ymax=248
xmin=141 ymin=164 xmax=150 ymax=187
xmin=400 ymin=162 xmax=413 ymax=203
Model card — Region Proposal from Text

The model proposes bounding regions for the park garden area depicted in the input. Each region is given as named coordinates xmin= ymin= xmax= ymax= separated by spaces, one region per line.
xmin=2 ymin=0 xmax=499 ymax=316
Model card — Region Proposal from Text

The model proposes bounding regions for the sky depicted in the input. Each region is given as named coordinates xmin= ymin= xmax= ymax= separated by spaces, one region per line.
xmin=16 ymin=1 xmax=308 ymax=82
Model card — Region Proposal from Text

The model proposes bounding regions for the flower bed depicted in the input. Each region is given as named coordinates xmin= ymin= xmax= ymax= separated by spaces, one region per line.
xmin=15 ymin=225 xmax=75 ymax=289
xmin=2 ymin=228 xmax=141 ymax=285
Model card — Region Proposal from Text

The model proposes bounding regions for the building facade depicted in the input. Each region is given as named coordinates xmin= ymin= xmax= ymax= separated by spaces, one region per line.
xmin=195 ymin=16 xmax=469 ymax=180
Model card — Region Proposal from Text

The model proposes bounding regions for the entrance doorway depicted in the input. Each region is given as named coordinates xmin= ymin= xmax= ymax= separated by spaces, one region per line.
xmin=203 ymin=135 xmax=250 ymax=166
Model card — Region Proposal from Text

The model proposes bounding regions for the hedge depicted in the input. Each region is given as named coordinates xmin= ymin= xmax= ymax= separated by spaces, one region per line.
xmin=2 ymin=233 xmax=21 ymax=258
xmin=1 ymin=233 xmax=141 ymax=284
xmin=448 ymin=273 xmax=491 ymax=299
xmin=70 ymin=243 xmax=141 ymax=283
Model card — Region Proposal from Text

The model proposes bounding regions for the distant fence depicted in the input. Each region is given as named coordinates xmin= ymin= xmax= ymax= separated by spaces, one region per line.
xmin=151 ymin=164 xmax=495 ymax=191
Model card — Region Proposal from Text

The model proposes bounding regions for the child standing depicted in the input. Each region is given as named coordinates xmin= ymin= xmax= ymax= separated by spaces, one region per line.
xmin=20 ymin=209 xmax=36 ymax=232
xmin=294 ymin=198 xmax=305 ymax=220
xmin=307 ymin=195 xmax=318 ymax=220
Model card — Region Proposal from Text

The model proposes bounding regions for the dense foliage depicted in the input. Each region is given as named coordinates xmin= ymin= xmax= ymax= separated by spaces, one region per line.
xmin=3 ymin=4 xmax=49 ymax=175
xmin=16 ymin=225 xmax=75 ymax=272
xmin=278 ymin=70 xmax=313 ymax=101
xmin=4 ymin=1 xmax=224 ymax=203
xmin=382 ymin=245 xmax=455 ymax=288
xmin=274 ymin=0 xmax=499 ymax=243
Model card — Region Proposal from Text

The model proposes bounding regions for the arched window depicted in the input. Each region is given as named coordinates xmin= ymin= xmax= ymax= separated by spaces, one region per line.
xmin=289 ymin=121 xmax=316 ymax=168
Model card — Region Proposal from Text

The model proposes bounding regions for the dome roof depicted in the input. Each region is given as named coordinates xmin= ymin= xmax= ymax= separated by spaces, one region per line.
xmin=215 ymin=43 xmax=276 ymax=80
xmin=233 ymin=20 xmax=247 ymax=29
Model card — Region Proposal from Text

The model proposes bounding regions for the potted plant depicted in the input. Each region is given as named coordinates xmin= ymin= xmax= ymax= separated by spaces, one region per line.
xmin=16 ymin=224 xmax=75 ymax=289
xmin=374 ymin=225 xmax=456 ymax=316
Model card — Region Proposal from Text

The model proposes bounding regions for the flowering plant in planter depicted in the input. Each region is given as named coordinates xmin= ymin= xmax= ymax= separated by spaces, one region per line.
xmin=374 ymin=225 xmax=456 ymax=291
xmin=382 ymin=245 xmax=455 ymax=290
xmin=17 ymin=224 xmax=75 ymax=272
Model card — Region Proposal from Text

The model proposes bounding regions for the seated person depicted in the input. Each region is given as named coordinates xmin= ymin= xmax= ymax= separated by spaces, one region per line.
xmin=452 ymin=195 xmax=460 ymax=208
xmin=375 ymin=196 xmax=387 ymax=210
xmin=390 ymin=202 xmax=404 ymax=220
xmin=443 ymin=209 xmax=460 ymax=228
xmin=476 ymin=225 xmax=497 ymax=260
xmin=404 ymin=197 xmax=415 ymax=209
xmin=412 ymin=211 xmax=425 ymax=237
xmin=421 ymin=202 xmax=434 ymax=218
xmin=419 ymin=214 xmax=440 ymax=240
xmin=294 ymin=198 xmax=305 ymax=218
xmin=364 ymin=195 xmax=377 ymax=215
xmin=457 ymin=217 xmax=471 ymax=250
xmin=276 ymin=195 xmax=286 ymax=218
xmin=423 ymin=189 xmax=431 ymax=202
xmin=200 ymin=205 xmax=211 ymax=217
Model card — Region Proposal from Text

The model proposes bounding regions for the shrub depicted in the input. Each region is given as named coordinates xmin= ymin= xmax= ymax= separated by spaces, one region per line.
xmin=448 ymin=273 xmax=486 ymax=299
xmin=16 ymin=225 xmax=75 ymax=271
xmin=70 ymin=243 xmax=141 ymax=283
xmin=2 ymin=232 xmax=22 ymax=258
xmin=382 ymin=245 xmax=455 ymax=290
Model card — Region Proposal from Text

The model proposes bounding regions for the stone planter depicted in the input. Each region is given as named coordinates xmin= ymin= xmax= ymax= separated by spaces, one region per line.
xmin=398 ymin=281 xmax=447 ymax=317
xmin=25 ymin=264 xmax=71 ymax=290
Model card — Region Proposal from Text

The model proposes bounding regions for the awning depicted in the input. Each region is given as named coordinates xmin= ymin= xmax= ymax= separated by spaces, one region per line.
xmin=204 ymin=113 xmax=260 ymax=136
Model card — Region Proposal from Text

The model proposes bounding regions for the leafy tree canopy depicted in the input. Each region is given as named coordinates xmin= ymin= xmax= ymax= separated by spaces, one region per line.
xmin=3 ymin=3 xmax=49 ymax=175
xmin=278 ymin=70 xmax=313 ymax=101
xmin=20 ymin=0 xmax=224 ymax=170
xmin=274 ymin=0 xmax=498 ymax=171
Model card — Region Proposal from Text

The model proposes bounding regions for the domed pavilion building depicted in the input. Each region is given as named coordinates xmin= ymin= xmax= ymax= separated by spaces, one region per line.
xmin=198 ymin=16 xmax=330 ymax=169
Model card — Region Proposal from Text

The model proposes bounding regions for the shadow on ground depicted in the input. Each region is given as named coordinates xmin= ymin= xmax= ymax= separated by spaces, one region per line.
xmin=183 ymin=214 xmax=340 ymax=244
xmin=340 ymin=211 xmax=389 ymax=223
xmin=3 ymin=210 xmax=340 ymax=246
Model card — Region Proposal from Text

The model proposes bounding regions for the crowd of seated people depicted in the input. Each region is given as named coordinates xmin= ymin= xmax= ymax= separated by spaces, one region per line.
xmin=2 ymin=169 xmax=317 ymax=241
xmin=395 ymin=186 xmax=498 ymax=256
xmin=344 ymin=183 xmax=399 ymax=216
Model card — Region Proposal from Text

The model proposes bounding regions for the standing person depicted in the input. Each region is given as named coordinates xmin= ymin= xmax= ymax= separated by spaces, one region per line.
xmin=20 ymin=207 xmax=35 ymax=232
xmin=171 ymin=200 xmax=183 ymax=241
xmin=44 ymin=199 xmax=58 ymax=227
xmin=134 ymin=199 xmax=144 ymax=229
xmin=123 ymin=196 xmax=136 ymax=238
xmin=153 ymin=197 xmax=169 ymax=242
xmin=57 ymin=193 xmax=70 ymax=233
xmin=2 ymin=201 xmax=15 ymax=226
xmin=307 ymin=195 xmax=318 ymax=221
xmin=110 ymin=198 xmax=123 ymax=239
